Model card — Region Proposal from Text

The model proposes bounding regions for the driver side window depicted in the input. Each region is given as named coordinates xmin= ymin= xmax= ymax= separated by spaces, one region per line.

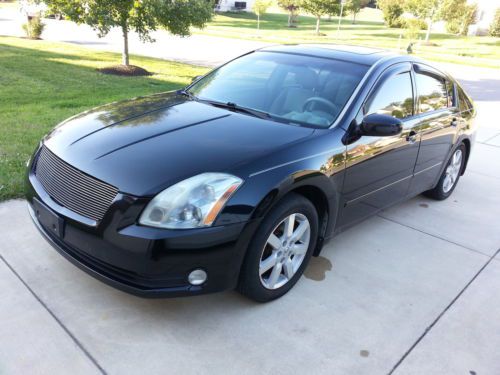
xmin=365 ymin=72 xmax=414 ymax=119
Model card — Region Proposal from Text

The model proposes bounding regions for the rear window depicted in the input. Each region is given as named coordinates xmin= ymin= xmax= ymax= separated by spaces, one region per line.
xmin=457 ymin=85 xmax=473 ymax=113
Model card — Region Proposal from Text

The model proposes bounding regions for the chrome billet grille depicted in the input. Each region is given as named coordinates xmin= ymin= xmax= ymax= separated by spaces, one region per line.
xmin=34 ymin=146 xmax=118 ymax=222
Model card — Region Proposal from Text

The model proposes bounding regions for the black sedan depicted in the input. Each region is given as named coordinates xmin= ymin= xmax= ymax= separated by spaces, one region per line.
xmin=26 ymin=44 xmax=476 ymax=302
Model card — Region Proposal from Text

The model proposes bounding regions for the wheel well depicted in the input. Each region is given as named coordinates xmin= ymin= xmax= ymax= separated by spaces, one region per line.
xmin=461 ymin=138 xmax=471 ymax=175
xmin=288 ymin=185 xmax=329 ymax=256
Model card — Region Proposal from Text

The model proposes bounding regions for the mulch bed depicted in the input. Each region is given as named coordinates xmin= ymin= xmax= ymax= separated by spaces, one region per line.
xmin=97 ymin=65 xmax=152 ymax=76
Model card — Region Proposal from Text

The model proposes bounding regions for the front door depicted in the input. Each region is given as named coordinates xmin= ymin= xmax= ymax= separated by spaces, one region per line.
xmin=338 ymin=63 xmax=420 ymax=228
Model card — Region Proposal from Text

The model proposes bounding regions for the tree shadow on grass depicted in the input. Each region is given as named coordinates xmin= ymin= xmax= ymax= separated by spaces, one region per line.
xmin=0 ymin=40 xmax=204 ymax=89
xmin=476 ymin=39 xmax=500 ymax=47
xmin=63 ymin=40 xmax=110 ymax=46
xmin=214 ymin=12 xmax=383 ymax=28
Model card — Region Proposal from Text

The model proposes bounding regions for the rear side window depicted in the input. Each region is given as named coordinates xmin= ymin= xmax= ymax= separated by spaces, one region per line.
xmin=457 ymin=85 xmax=473 ymax=112
xmin=364 ymin=72 xmax=414 ymax=119
xmin=446 ymin=80 xmax=455 ymax=107
xmin=415 ymin=73 xmax=448 ymax=113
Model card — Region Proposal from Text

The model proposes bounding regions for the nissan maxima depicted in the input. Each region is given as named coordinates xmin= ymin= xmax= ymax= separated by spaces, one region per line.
xmin=26 ymin=45 xmax=476 ymax=302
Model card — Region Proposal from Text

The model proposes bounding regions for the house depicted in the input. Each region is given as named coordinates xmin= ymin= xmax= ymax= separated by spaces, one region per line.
xmin=215 ymin=0 xmax=256 ymax=12
xmin=468 ymin=0 xmax=498 ymax=36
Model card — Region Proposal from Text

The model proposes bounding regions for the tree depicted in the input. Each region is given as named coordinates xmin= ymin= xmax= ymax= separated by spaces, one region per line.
xmin=346 ymin=0 xmax=369 ymax=24
xmin=253 ymin=0 xmax=272 ymax=30
xmin=404 ymin=18 xmax=421 ymax=42
xmin=44 ymin=0 xmax=213 ymax=67
xmin=377 ymin=0 xmax=404 ymax=28
xmin=404 ymin=0 xmax=440 ymax=43
xmin=301 ymin=0 xmax=340 ymax=35
xmin=439 ymin=0 xmax=477 ymax=35
xmin=490 ymin=8 xmax=500 ymax=37
xmin=278 ymin=0 xmax=300 ymax=27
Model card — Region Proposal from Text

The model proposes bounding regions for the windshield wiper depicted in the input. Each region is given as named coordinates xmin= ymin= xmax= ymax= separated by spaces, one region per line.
xmin=178 ymin=89 xmax=196 ymax=100
xmin=193 ymin=98 xmax=299 ymax=126
xmin=225 ymin=102 xmax=273 ymax=120
xmin=199 ymin=99 xmax=273 ymax=120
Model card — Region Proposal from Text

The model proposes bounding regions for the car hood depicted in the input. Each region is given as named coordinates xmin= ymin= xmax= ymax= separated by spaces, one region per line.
xmin=44 ymin=92 xmax=314 ymax=196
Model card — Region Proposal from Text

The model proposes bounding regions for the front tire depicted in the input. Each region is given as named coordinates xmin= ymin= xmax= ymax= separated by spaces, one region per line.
xmin=424 ymin=144 xmax=466 ymax=200
xmin=238 ymin=193 xmax=318 ymax=302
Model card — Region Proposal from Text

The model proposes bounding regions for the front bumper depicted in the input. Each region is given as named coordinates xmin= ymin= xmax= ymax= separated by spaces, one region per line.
xmin=26 ymin=172 xmax=257 ymax=298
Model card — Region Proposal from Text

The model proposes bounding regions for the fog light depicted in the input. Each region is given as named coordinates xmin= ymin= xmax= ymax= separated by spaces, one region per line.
xmin=188 ymin=269 xmax=207 ymax=286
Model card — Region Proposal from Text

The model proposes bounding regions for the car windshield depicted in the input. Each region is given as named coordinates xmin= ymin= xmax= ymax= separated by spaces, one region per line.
xmin=188 ymin=51 xmax=368 ymax=128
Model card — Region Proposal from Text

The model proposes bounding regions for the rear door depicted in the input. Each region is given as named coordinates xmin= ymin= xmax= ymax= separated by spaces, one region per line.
xmin=338 ymin=63 xmax=421 ymax=228
xmin=408 ymin=64 xmax=460 ymax=194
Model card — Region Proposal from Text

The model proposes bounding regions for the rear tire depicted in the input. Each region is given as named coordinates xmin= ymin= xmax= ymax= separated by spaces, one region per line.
xmin=238 ymin=193 xmax=318 ymax=302
xmin=424 ymin=143 xmax=466 ymax=200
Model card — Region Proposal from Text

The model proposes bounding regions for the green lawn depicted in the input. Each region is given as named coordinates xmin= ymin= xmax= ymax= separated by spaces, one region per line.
xmin=194 ymin=9 xmax=500 ymax=69
xmin=0 ymin=36 xmax=208 ymax=201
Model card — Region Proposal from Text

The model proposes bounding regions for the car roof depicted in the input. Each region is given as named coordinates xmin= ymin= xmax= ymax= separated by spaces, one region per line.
xmin=259 ymin=44 xmax=400 ymax=67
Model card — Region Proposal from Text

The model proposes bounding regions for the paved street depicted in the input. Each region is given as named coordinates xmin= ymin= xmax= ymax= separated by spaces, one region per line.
xmin=1 ymin=8 xmax=500 ymax=375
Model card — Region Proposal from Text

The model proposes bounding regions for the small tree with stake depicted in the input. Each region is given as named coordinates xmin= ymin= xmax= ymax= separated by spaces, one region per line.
xmin=404 ymin=0 xmax=440 ymax=44
xmin=346 ymin=0 xmax=369 ymax=24
xmin=44 ymin=0 xmax=214 ymax=73
xmin=301 ymin=0 xmax=340 ymax=35
xmin=253 ymin=0 xmax=272 ymax=30
xmin=278 ymin=0 xmax=300 ymax=28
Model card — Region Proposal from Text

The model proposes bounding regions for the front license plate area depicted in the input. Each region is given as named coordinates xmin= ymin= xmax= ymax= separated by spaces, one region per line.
xmin=33 ymin=198 xmax=64 ymax=238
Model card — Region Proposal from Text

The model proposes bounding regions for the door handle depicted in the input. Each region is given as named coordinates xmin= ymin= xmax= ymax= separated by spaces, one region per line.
xmin=451 ymin=118 xmax=458 ymax=127
xmin=406 ymin=131 xmax=418 ymax=144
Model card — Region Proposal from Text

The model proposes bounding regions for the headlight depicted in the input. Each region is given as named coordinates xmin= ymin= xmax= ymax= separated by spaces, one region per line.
xmin=139 ymin=173 xmax=243 ymax=229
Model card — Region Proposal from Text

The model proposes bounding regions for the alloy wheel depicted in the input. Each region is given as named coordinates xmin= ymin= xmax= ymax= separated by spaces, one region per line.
xmin=259 ymin=213 xmax=311 ymax=290
xmin=443 ymin=149 xmax=463 ymax=193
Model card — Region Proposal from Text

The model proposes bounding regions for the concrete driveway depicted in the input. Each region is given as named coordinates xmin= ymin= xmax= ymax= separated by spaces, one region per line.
xmin=1 ymin=9 xmax=500 ymax=375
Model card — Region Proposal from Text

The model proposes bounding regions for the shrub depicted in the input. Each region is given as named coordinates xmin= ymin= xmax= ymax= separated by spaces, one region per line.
xmin=407 ymin=18 xmax=427 ymax=30
xmin=490 ymin=8 xmax=500 ymax=37
xmin=22 ymin=17 xmax=45 ymax=39
xmin=378 ymin=0 xmax=404 ymax=28
xmin=405 ymin=18 xmax=422 ymax=41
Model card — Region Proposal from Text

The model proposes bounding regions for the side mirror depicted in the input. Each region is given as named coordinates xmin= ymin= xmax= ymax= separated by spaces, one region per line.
xmin=191 ymin=75 xmax=203 ymax=83
xmin=359 ymin=113 xmax=403 ymax=137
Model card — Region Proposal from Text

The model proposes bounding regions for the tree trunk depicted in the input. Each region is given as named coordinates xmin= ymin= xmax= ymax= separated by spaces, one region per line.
xmin=352 ymin=12 xmax=357 ymax=24
xmin=425 ymin=18 xmax=433 ymax=43
xmin=315 ymin=16 xmax=320 ymax=35
xmin=287 ymin=12 xmax=292 ymax=27
xmin=122 ymin=23 xmax=129 ymax=66
xmin=257 ymin=14 xmax=260 ymax=30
